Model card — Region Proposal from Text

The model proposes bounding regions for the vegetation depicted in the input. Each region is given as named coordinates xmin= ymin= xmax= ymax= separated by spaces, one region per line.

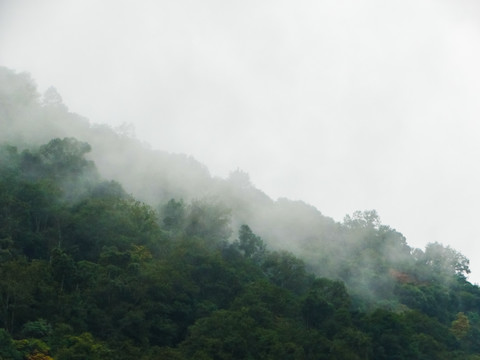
xmin=1 ymin=66 xmax=480 ymax=358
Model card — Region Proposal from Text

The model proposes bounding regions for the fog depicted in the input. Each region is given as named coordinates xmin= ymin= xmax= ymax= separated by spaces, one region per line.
xmin=1 ymin=1 xmax=480 ymax=282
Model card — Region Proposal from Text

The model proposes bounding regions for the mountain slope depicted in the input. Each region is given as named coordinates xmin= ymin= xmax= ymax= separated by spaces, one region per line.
xmin=1 ymin=66 xmax=480 ymax=358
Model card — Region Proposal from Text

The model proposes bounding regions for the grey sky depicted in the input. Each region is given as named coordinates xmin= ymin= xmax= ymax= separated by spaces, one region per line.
xmin=2 ymin=0 xmax=480 ymax=282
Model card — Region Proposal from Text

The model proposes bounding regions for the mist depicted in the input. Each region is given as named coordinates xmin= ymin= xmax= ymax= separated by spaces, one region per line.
xmin=0 ymin=66 xmax=475 ymax=309
xmin=2 ymin=1 xmax=480 ymax=284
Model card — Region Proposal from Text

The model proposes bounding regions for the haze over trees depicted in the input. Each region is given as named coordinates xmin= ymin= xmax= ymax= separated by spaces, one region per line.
xmin=1 ymin=66 xmax=480 ymax=359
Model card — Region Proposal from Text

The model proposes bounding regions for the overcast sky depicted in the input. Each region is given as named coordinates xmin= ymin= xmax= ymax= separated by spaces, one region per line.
xmin=1 ymin=0 xmax=480 ymax=282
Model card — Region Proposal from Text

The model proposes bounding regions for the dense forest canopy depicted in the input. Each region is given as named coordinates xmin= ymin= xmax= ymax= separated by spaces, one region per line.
xmin=1 ymin=66 xmax=480 ymax=359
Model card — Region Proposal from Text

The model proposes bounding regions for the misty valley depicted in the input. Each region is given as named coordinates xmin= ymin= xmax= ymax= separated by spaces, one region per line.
xmin=2 ymin=66 xmax=480 ymax=359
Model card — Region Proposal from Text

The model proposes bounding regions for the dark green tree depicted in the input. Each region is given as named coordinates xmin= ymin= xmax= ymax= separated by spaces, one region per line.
xmin=236 ymin=224 xmax=265 ymax=261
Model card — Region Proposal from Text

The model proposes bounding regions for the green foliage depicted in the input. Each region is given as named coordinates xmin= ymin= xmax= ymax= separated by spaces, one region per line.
xmin=15 ymin=337 xmax=53 ymax=360
xmin=302 ymin=278 xmax=351 ymax=332
xmin=161 ymin=198 xmax=185 ymax=230
xmin=262 ymin=250 xmax=309 ymax=294
xmin=0 ymin=328 xmax=22 ymax=360
xmin=55 ymin=332 xmax=110 ymax=360
xmin=236 ymin=224 xmax=266 ymax=261
xmin=451 ymin=312 xmax=470 ymax=340
xmin=343 ymin=209 xmax=382 ymax=229
xmin=1 ymin=135 xmax=480 ymax=359
xmin=21 ymin=319 xmax=52 ymax=339
xmin=421 ymin=242 xmax=471 ymax=279
xmin=184 ymin=198 xmax=232 ymax=244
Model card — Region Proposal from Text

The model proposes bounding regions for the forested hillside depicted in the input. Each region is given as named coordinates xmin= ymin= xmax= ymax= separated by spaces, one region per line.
xmin=2 ymin=67 xmax=480 ymax=359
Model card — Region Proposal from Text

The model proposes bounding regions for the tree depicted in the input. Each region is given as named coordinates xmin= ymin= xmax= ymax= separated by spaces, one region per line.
xmin=180 ymin=309 xmax=257 ymax=360
xmin=227 ymin=169 xmax=252 ymax=189
xmin=42 ymin=87 xmax=67 ymax=111
xmin=0 ymin=259 xmax=34 ymax=332
xmin=184 ymin=199 xmax=232 ymax=244
xmin=343 ymin=210 xmax=381 ymax=230
xmin=37 ymin=138 xmax=96 ymax=180
xmin=0 ymin=67 xmax=38 ymax=107
xmin=15 ymin=338 xmax=53 ymax=360
xmin=55 ymin=332 xmax=110 ymax=360
xmin=0 ymin=328 xmax=21 ymax=359
xmin=262 ymin=251 xmax=308 ymax=294
xmin=236 ymin=224 xmax=265 ymax=261
xmin=50 ymin=248 xmax=77 ymax=292
xmin=21 ymin=319 xmax=52 ymax=339
xmin=451 ymin=312 xmax=470 ymax=340
xmin=421 ymin=242 xmax=470 ymax=279
xmin=162 ymin=199 xmax=185 ymax=232
xmin=302 ymin=278 xmax=351 ymax=331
